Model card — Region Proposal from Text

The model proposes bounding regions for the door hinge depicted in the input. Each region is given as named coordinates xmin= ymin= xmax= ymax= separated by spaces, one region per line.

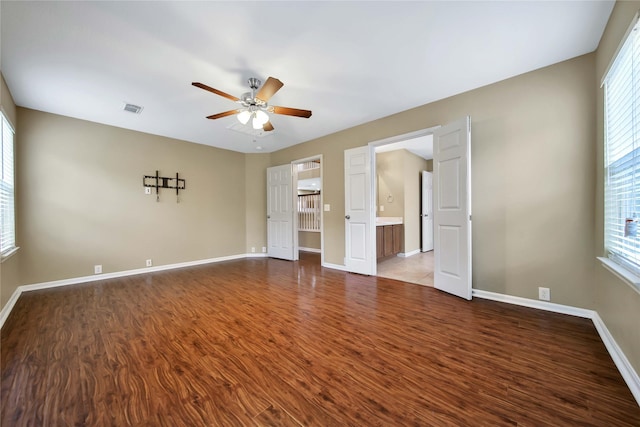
xmin=469 ymin=215 xmax=472 ymax=221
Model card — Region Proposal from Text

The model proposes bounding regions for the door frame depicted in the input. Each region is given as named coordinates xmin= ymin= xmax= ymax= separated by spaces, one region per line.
xmin=291 ymin=154 xmax=324 ymax=264
xmin=367 ymin=126 xmax=441 ymax=276
xmin=421 ymin=170 xmax=434 ymax=252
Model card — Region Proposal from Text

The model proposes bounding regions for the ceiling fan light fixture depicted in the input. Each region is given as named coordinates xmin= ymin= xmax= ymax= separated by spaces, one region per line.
xmin=254 ymin=110 xmax=269 ymax=125
xmin=237 ymin=110 xmax=252 ymax=125
xmin=252 ymin=115 xmax=264 ymax=129
xmin=194 ymin=76 xmax=312 ymax=134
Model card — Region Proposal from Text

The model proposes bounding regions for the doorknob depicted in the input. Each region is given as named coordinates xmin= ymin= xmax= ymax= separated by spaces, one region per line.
xmin=345 ymin=215 xmax=351 ymax=220
xmin=267 ymin=215 xmax=271 ymax=219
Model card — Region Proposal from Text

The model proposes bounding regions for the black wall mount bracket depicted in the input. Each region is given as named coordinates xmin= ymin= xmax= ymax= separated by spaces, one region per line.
xmin=143 ymin=170 xmax=186 ymax=202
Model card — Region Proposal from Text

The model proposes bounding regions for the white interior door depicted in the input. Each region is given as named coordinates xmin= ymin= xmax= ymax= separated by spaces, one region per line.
xmin=433 ymin=117 xmax=472 ymax=300
xmin=267 ymin=164 xmax=294 ymax=260
xmin=344 ymin=146 xmax=374 ymax=275
xmin=421 ymin=171 xmax=434 ymax=252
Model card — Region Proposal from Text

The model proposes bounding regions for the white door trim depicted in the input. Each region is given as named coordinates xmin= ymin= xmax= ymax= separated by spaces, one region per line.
xmin=368 ymin=127 xmax=441 ymax=149
xmin=421 ymin=170 xmax=434 ymax=252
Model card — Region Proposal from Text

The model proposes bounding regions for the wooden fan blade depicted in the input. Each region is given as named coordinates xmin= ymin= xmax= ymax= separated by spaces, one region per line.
xmin=270 ymin=106 xmax=312 ymax=118
xmin=263 ymin=121 xmax=274 ymax=132
xmin=255 ymin=77 xmax=284 ymax=102
xmin=192 ymin=82 xmax=239 ymax=102
xmin=206 ymin=109 xmax=241 ymax=120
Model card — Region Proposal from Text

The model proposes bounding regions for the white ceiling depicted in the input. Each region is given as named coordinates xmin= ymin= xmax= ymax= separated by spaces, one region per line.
xmin=1 ymin=1 xmax=614 ymax=154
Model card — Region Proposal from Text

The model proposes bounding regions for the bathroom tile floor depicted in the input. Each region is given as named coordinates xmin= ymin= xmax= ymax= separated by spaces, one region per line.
xmin=376 ymin=250 xmax=434 ymax=286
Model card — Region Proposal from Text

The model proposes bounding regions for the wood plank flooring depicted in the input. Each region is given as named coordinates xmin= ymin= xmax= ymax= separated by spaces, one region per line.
xmin=2 ymin=252 xmax=639 ymax=426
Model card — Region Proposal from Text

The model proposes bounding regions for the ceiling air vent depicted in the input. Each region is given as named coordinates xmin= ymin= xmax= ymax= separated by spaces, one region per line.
xmin=122 ymin=103 xmax=143 ymax=114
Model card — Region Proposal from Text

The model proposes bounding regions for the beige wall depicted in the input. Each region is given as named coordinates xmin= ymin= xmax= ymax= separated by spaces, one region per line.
xmin=299 ymin=231 xmax=321 ymax=250
xmin=245 ymin=153 xmax=270 ymax=253
xmin=17 ymin=108 xmax=248 ymax=285
xmin=376 ymin=150 xmax=404 ymax=217
xmin=403 ymin=150 xmax=428 ymax=254
xmin=0 ymin=72 xmax=21 ymax=308
xmin=298 ymin=167 xmax=320 ymax=181
xmin=272 ymin=54 xmax=596 ymax=309
xmin=594 ymin=1 xmax=640 ymax=374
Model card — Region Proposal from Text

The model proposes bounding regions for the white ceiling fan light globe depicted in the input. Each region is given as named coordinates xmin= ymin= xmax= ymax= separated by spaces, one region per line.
xmin=255 ymin=110 xmax=269 ymax=125
xmin=237 ymin=110 xmax=252 ymax=124
xmin=252 ymin=115 xmax=265 ymax=129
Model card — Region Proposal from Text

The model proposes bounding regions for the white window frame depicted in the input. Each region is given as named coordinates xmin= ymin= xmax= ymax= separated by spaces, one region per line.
xmin=1 ymin=110 xmax=17 ymax=260
xmin=601 ymin=12 xmax=640 ymax=291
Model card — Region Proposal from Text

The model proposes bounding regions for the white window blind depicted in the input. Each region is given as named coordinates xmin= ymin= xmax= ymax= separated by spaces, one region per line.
xmin=1 ymin=112 xmax=16 ymax=257
xmin=604 ymin=16 xmax=640 ymax=275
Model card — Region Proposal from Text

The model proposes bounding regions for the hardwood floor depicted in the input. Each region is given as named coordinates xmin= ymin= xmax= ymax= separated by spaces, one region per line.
xmin=2 ymin=252 xmax=639 ymax=426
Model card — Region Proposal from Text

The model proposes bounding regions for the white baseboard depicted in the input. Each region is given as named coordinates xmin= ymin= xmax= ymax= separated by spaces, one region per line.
xmin=473 ymin=289 xmax=640 ymax=406
xmin=0 ymin=286 xmax=23 ymax=330
xmin=299 ymin=247 xmax=321 ymax=254
xmin=472 ymin=289 xmax=594 ymax=318
xmin=591 ymin=312 xmax=640 ymax=406
xmin=322 ymin=262 xmax=349 ymax=272
xmin=19 ymin=253 xmax=250 ymax=294
xmin=246 ymin=253 xmax=268 ymax=258
xmin=398 ymin=249 xmax=421 ymax=258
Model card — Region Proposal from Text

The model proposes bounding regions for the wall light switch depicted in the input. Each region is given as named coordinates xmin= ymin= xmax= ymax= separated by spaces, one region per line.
xmin=380 ymin=205 xmax=385 ymax=212
xmin=144 ymin=187 xmax=151 ymax=195
xmin=324 ymin=204 xmax=330 ymax=212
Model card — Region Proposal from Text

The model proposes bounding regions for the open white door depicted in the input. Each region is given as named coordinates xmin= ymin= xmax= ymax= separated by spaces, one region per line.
xmin=433 ymin=117 xmax=472 ymax=300
xmin=344 ymin=146 xmax=374 ymax=275
xmin=267 ymin=165 xmax=294 ymax=260
xmin=421 ymin=171 xmax=434 ymax=252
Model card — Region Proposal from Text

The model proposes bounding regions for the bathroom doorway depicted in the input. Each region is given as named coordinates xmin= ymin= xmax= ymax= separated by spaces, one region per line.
xmin=374 ymin=135 xmax=435 ymax=286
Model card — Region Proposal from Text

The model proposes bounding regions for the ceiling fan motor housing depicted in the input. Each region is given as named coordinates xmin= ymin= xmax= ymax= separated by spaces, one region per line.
xmin=247 ymin=78 xmax=261 ymax=90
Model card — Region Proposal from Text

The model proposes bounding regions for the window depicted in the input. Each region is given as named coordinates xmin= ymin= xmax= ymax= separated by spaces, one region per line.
xmin=1 ymin=112 xmax=16 ymax=258
xmin=604 ymin=15 xmax=640 ymax=276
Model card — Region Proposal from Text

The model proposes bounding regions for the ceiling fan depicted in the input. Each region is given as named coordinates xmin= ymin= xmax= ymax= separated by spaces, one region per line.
xmin=192 ymin=77 xmax=312 ymax=132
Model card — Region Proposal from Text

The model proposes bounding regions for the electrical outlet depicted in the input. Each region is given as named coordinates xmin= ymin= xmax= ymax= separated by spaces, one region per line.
xmin=146 ymin=259 xmax=153 ymax=267
xmin=324 ymin=204 xmax=330 ymax=212
xmin=144 ymin=187 xmax=151 ymax=195
xmin=262 ymin=247 xmax=267 ymax=253
xmin=251 ymin=247 xmax=256 ymax=253
xmin=538 ymin=287 xmax=550 ymax=301
xmin=94 ymin=265 xmax=102 ymax=274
